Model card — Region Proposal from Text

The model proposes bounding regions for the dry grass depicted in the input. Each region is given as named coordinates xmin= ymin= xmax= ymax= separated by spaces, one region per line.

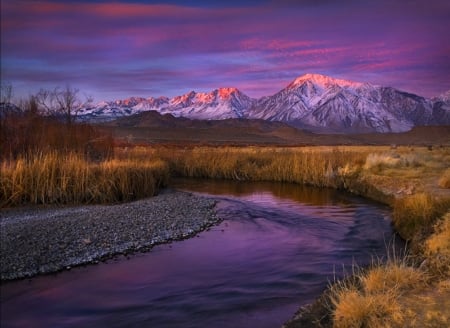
xmin=148 ymin=146 xmax=369 ymax=188
xmin=332 ymin=288 xmax=404 ymax=328
xmin=392 ymin=193 xmax=437 ymax=240
xmin=439 ymin=169 xmax=450 ymax=189
xmin=424 ymin=213 xmax=450 ymax=277
xmin=392 ymin=193 xmax=450 ymax=241
xmin=362 ymin=261 xmax=427 ymax=294
xmin=1 ymin=152 xmax=169 ymax=207
xmin=362 ymin=148 xmax=450 ymax=193
xmin=330 ymin=257 xmax=427 ymax=328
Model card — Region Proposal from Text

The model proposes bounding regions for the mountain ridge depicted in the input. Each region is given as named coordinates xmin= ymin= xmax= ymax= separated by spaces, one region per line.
xmin=78 ymin=74 xmax=450 ymax=133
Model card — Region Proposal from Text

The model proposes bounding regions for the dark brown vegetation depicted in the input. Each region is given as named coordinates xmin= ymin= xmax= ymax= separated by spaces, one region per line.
xmin=0 ymin=86 xmax=166 ymax=207
xmin=104 ymin=110 xmax=450 ymax=147
xmin=0 ymin=87 xmax=114 ymax=161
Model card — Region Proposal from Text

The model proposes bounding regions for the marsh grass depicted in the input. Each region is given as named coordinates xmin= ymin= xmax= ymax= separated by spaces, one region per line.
xmin=150 ymin=146 xmax=368 ymax=188
xmin=1 ymin=152 xmax=169 ymax=207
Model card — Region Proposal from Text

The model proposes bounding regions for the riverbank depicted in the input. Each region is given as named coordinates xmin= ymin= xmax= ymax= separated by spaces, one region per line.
xmin=0 ymin=190 xmax=220 ymax=280
xmin=282 ymin=150 xmax=450 ymax=327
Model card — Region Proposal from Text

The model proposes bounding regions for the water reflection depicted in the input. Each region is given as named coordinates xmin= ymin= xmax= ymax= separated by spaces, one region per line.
xmin=170 ymin=177 xmax=353 ymax=206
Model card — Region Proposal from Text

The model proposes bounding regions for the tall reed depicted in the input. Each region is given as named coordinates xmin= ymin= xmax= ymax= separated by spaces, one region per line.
xmin=1 ymin=152 xmax=169 ymax=207
xmin=153 ymin=146 xmax=368 ymax=188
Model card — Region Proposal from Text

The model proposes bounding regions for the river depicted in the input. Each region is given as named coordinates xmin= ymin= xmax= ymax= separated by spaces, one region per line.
xmin=0 ymin=179 xmax=399 ymax=328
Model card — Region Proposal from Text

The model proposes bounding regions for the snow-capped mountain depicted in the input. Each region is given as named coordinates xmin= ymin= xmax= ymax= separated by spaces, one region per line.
xmin=78 ymin=74 xmax=450 ymax=133
xmin=247 ymin=74 xmax=438 ymax=133
xmin=160 ymin=87 xmax=254 ymax=120
xmin=78 ymin=96 xmax=170 ymax=121
xmin=79 ymin=87 xmax=254 ymax=121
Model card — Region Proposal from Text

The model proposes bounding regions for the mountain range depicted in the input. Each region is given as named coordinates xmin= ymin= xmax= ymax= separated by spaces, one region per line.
xmin=79 ymin=74 xmax=450 ymax=133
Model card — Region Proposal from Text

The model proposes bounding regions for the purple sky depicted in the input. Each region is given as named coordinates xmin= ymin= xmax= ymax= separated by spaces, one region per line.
xmin=1 ymin=0 xmax=449 ymax=101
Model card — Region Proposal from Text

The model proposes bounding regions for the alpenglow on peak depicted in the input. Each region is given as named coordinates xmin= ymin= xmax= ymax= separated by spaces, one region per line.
xmin=288 ymin=73 xmax=366 ymax=89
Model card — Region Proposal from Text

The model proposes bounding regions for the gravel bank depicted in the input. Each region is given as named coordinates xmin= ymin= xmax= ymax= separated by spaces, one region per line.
xmin=0 ymin=190 xmax=221 ymax=280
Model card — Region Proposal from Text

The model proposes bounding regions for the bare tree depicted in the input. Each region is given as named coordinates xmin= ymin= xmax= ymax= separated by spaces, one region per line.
xmin=1 ymin=83 xmax=13 ymax=104
xmin=35 ymin=85 xmax=92 ymax=124
xmin=54 ymin=85 xmax=80 ymax=125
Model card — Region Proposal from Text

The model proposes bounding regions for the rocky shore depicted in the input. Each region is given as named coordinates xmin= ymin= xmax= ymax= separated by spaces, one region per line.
xmin=0 ymin=190 xmax=221 ymax=280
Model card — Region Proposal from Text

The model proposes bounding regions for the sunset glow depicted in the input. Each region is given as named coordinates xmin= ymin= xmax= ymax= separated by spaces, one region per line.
xmin=1 ymin=0 xmax=449 ymax=101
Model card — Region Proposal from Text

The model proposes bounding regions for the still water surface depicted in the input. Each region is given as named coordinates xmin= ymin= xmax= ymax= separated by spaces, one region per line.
xmin=1 ymin=179 xmax=398 ymax=328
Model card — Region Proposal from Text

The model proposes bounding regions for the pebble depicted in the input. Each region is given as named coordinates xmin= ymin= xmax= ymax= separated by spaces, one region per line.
xmin=0 ymin=190 xmax=221 ymax=280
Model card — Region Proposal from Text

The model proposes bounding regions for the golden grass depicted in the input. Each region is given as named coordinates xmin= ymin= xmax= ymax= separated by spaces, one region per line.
xmin=0 ymin=152 xmax=169 ymax=207
xmin=332 ymin=288 xmax=404 ymax=328
xmin=149 ymin=146 xmax=369 ymax=188
xmin=362 ymin=262 xmax=427 ymax=294
xmin=330 ymin=258 xmax=427 ymax=328
xmin=392 ymin=194 xmax=450 ymax=241
xmin=362 ymin=148 xmax=449 ymax=191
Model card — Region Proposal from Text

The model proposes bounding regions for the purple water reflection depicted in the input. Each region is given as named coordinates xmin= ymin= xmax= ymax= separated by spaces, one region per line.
xmin=1 ymin=180 xmax=397 ymax=328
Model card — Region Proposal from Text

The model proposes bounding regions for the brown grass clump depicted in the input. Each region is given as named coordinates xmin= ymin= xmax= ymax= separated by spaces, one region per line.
xmin=332 ymin=287 xmax=403 ymax=328
xmin=0 ymin=152 xmax=169 ymax=207
xmin=392 ymin=193 xmax=450 ymax=241
xmin=330 ymin=258 xmax=427 ymax=328
xmin=362 ymin=262 xmax=426 ymax=294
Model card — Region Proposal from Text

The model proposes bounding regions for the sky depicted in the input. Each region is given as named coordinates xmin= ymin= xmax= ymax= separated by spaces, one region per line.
xmin=1 ymin=0 xmax=449 ymax=102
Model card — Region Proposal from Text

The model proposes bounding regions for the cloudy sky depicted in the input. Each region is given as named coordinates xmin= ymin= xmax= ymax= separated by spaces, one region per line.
xmin=1 ymin=0 xmax=449 ymax=101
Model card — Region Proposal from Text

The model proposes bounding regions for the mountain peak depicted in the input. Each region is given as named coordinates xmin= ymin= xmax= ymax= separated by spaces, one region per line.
xmin=288 ymin=73 xmax=364 ymax=89
xmin=217 ymin=87 xmax=238 ymax=97
xmin=435 ymin=90 xmax=450 ymax=102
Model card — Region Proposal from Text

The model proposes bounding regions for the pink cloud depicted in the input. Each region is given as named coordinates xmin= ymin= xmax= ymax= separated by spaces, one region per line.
xmin=1 ymin=0 xmax=449 ymax=100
